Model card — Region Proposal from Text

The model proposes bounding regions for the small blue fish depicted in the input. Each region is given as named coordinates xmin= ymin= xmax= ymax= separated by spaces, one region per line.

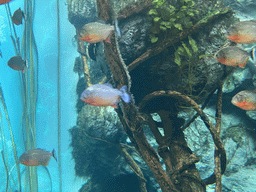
xmin=80 ymin=83 xmax=130 ymax=108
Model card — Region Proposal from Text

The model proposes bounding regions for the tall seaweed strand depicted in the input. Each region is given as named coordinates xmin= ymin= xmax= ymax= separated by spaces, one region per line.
xmin=20 ymin=0 xmax=39 ymax=190
xmin=0 ymin=109 xmax=12 ymax=192
xmin=57 ymin=0 xmax=62 ymax=191
xmin=5 ymin=3 xmax=20 ymax=55
xmin=0 ymin=86 xmax=21 ymax=192
xmin=1 ymin=150 xmax=9 ymax=192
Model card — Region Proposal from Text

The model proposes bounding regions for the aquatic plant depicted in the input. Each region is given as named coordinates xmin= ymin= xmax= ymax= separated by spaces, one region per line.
xmin=4 ymin=0 xmax=40 ymax=191
xmin=149 ymin=0 xmax=198 ymax=43
xmin=171 ymin=35 xmax=211 ymax=100
xmin=0 ymin=85 xmax=21 ymax=192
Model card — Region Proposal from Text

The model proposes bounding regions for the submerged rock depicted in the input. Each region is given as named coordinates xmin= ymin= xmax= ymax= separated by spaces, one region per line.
xmin=67 ymin=0 xmax=98 ymax=28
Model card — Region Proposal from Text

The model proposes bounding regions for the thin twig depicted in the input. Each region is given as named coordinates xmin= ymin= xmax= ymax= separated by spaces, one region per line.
xmin=1 ymin=150 xmax=9 ymax=192
xmin=214 ymin=79 xmax=224 ymax=191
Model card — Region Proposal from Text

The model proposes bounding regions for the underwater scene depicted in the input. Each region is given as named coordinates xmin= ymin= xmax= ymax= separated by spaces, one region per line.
xmin=1 ymin=0 xmax=256 ymax=191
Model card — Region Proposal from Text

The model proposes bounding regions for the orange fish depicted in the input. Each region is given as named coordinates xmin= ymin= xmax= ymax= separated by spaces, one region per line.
xmin=7 ymin=56 xmax=27 ymax=72
xmin=11 ymin=8 xmax=25 ymax=25
xmin=79 ymin=20 xmax=121 ymax=43
xmin=19 ymin=148 xmax=57 ymax=166
xmin=215 ymin=46 xmax=255 ymax=68
xmin=0 ymin=0 xmax=13 ymax=5
xmin=226 ymin=20 xmax=256 ymax=44
xmin=231 ymin=90 xmax=256 ymax=111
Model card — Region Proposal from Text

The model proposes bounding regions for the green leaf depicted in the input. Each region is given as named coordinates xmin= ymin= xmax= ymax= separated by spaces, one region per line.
xmin=185 ymin=21 xmax=193 ymax=27
xmin=170 ymin=18 xmax=176 ymax=22
xmin=154 ymin=17 xmax=161 ymax=22
xmin=177 ymin=46 xmax=185 ymax=55
xmin=151 ymin=36 xmax=159 ymax=43
xmin=161 ymin=21 xmax=171 ymax=26
xmin=174 ymin=23 xmax=183 ymax=30
xmin=188 ymin=36 xmax=198 ymax=53
xmin=176 ymin=11 xmax=186 ymax=18
xmin=149 ymin=9 xmax=158 ymax=15
xmin=188 ymin=12 xmax=194 ymax=16
xmin=180 ymin=6 xmax=187 ymax=11
xmin=154 ymin=0 xmax=165 ymax=7
xmin=174 ymin=51 xmax=181 ymax=66
xmin=199 ymin=54 xmax=212 ymax=59
xmin=166 ymin=25 xmax=172 ymax=29
xmin=186 ymin=1 xmax=195 ymax=7
xmin=194 ymin=10 xmax=199 ymax=15
xmin=169 ymin=5 xmax=175 ymax=10
xmin=160 ymin=26 xmax=167 ymax=31
xmin=182 ymin=42 xmax=192 ymax=57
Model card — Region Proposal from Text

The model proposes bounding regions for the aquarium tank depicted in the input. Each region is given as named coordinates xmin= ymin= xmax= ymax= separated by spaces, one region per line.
xmin=0 ymin=0 xmax=256 ymax=191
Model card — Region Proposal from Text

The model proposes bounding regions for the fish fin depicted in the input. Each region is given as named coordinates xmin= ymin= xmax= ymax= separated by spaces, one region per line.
xmin=250 ymin=48 xmax=256 ymax=61
xmin=44 ymin=161 xmax=49 ymax=166
xmin=120 ymin=86 xmax=130 ymax=103
xmin=88 ymin=43 xmax=97 ymax=61
xmin=25 ymin=60 xmax=28 ymax=69
xmin=119 ymin=85 xmax=127 ymax=93
xmin=114 ymin=18 xmax=121 ymax=37
xmin=105 ymin=35 xmax=111 ymax=43
xmin=96 ymin=19 xmax=107 ymax=24
xmin=121 ymin=93 xmax=131 ymax=103
xmin=103 ymin=83 xmax=113 ymax=87
xmin=111 ymin=102 xmax=118 ymax=108
xmin=52 ymin=149 xmax=57 ymax=162
xmin=22 ymin=11 xmax=26 ymax=21
xmin=238 ymin=62 xmax=247 ymax=68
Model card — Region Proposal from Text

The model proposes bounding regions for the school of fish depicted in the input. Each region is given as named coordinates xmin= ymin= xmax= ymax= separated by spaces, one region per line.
xmin=214 ymin=20 xmax=256 ymax=68
xmin=212 ymin=20 xmax=256 ymax=110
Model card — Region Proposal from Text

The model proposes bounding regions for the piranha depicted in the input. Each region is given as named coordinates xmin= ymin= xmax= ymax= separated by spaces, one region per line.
xmin=231 ymin=90 xmax=256 ymax=111
xmin=226 ymin=20 xmax=256 ymax=44
xmin=79 ymin=19 xmax=121 ymax=43
xmin=19 ymin=148 xmax=57 ymax=166
xmin=0 ymin=0 xmax=13 ymax=5
xmin=215 ymin=46 xmax=255 ymax=68
xmin=80 ymin=83 xmax=130 ymax=108
xmin=7 ymin=55 xmax=27 ymax=72
xmin=11 ymin=8 xmax=25 ymax=25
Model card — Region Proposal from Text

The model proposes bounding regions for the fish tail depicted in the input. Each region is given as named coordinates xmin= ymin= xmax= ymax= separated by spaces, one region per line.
xmin=119 ymin=85 xmax=127 ymax=93
xmin=251 ymin=48 xmax=256 ymax=61
xmin=25 ymin=60 xmax=29 ymax=69
xmin=52 ymin=149 xmax=57 ymax=162
xmin=120 ymin=85 xmax=130 ymax=103
xmin=114 ymin=18 xmax=121 ymax=37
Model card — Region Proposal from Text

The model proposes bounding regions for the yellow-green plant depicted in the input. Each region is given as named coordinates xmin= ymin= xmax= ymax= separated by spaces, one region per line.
xmin=149 ymin=0 xmax=198 ymax=43
xmin=174 ymin=36 xmax=211 ymax=99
